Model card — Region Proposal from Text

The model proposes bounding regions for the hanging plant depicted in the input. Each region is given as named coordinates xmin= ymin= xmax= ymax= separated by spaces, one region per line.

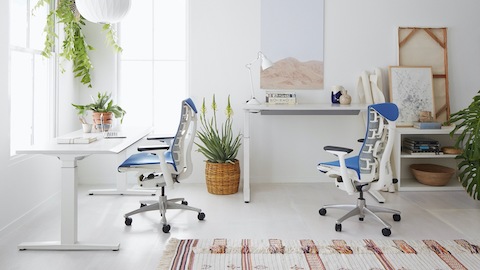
xmin=33 ymin=0 xmax=122 ymax=88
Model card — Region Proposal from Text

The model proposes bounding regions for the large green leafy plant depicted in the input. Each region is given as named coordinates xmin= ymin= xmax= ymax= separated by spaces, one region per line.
xmin=448 ymin=90 xmax=480 ymax=199
xmin=72 ymin=92 xmax=126 ymax=123
xmin=196 ymin=95 xmax=242 ymax=164
xmin=33 ymin=0 xmax=122 ymax=88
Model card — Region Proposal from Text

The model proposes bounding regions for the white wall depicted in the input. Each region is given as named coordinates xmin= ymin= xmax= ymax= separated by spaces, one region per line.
xmin=187 ymin=0 xmax=480 ymax=184
xmin=3 ymin=0 xmax=480 ymax=232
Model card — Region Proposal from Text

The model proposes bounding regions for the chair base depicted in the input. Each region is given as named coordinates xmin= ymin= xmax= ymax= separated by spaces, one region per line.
xmin=124 ymin=187 xmax=205 ymax=233
xmin=319 ymin=193 xmax=401 ymax=237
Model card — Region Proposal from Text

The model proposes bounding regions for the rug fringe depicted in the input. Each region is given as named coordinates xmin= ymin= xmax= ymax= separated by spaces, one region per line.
xmin=157 ymin=238 xmax=180 ymax=270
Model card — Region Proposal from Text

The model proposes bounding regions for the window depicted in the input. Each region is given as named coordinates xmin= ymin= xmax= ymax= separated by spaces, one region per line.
xmin=119 ymin=0 xmax=187 ymax=134
xmin=9 ymin=0 xmax=53 ymax=156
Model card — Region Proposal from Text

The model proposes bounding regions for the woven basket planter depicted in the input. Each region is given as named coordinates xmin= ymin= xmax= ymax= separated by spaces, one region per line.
xmin=205 ymin=160 xmax=240 ymax=195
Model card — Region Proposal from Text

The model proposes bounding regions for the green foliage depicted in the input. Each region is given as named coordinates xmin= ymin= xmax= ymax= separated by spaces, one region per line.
xmin=72 ymin=92 xmax=126 ymax=123
xmin=448 ymin=90 xmax=480 ymax=199
xmin=195 ymin=95 xmax=242 ymax=164
xmin=33 ymin=0 xmax=122 ymax=88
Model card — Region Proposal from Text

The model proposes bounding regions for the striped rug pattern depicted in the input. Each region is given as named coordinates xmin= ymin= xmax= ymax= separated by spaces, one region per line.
xmin=158 ymin=238 xmax=480 ymax=270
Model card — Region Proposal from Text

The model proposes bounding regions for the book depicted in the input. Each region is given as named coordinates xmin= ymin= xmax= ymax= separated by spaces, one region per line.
xmin=265 ymin=91 xmax=297 ymax=104
xmin=57 ymin=136 xmax=98 ymax=144
xmin=413 ymin=121 xmax=442 ymax=129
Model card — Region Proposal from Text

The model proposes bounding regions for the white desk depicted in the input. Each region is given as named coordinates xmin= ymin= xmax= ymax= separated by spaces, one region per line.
xmin=16 ymin=127 xmax=151 ymax=251
xmin=243 ymin=103 xmax=376 ymax=203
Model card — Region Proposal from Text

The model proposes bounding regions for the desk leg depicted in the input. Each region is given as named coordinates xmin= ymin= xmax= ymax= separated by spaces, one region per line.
xmin=243 ymin=110 xmax=251 ymax=203
xmin=18 ymin=155 xmax=120 ymax=251
xmin=88 ymin=151 xmax=157 ymax=196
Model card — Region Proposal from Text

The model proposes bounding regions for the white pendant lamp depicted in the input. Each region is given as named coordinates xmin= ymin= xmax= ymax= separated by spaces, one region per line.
xmin=75 ymin=0 xmax=132 ymax=24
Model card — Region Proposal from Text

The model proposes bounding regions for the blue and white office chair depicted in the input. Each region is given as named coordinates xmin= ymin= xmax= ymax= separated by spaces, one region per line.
xmin=317 ymin=103 xmax=401 ymax=236
xmin=118 ymin=98 xmax=205 ymax=233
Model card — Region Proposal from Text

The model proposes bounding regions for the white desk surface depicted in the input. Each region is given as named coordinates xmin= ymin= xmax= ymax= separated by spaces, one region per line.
xmin=16 ymin=126 xmax=152 ymax=251
xmin=243 ymin=103 xmax=367 ymax=115
xmin=17 ymin=127 xmax=153 ymax=155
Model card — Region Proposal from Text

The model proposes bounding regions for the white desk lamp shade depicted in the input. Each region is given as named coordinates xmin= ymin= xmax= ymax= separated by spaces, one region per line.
xmin=75 ymin=0 xmax=132 ymax=24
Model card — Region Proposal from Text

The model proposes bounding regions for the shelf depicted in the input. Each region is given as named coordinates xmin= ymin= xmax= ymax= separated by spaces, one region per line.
xmin=400 ymin=153 xmax=457 ymax=159
xmin=394 ymin=126 xmax=462 ymax=192
xmin=398 ymin=177 xmax=463 ymax=191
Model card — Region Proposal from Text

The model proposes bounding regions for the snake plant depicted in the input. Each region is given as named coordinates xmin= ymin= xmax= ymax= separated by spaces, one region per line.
xmin=448 ymin=90 xmax=480 ymax=199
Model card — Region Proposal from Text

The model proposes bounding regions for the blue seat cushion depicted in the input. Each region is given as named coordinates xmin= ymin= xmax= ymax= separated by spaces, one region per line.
xmin=118 ymin=151 xmax=176 ymax=171
xmin=318 ymin=155 xmax=360 ymax=178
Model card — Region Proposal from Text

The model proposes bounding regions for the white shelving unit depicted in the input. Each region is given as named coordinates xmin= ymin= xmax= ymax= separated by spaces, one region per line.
xmin=393 ymin=126 xmax=463 ymax=191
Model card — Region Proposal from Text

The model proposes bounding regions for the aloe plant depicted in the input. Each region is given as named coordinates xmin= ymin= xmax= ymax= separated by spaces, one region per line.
xmin=195 ymin=95 xmax=242 ymax=164
xmin=448 ymin=90 xmax=480 ymax=199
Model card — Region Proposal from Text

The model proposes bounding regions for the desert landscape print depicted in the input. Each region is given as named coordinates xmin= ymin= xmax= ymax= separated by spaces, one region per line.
xmin=260 ymin=57 xmax=324 ymax=89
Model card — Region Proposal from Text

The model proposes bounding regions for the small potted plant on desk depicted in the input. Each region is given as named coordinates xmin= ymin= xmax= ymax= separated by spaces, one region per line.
xmin=72 ymin=92 xmax=126 ymax=132
xmin=195 ymin=95 xmax=242 ymax=195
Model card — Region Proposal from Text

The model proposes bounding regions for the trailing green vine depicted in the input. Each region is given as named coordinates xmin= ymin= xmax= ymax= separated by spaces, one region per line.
xmin=33 ymin=0 xmax=122 ymax=88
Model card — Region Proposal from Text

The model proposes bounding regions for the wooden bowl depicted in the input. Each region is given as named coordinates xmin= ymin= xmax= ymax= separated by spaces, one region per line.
xmin=441 ymin=146 xmax=463 ymax=155
xmin=410 ymin=164 xmax=455 ymax=186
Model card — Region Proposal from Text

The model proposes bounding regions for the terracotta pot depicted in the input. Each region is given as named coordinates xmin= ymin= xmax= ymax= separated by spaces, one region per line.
xmin=205 ymin=160 xmax=240 ymax=195
xmin=92 ymin=112 xmax=113 ymax=131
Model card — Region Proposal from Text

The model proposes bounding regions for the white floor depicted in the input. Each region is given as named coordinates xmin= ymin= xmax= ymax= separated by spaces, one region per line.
xmin=1 ymin=183 xmax=480 ymax=270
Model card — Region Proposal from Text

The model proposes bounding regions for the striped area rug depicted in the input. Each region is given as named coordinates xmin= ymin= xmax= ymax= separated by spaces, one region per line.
xmin=158 ymin=238 xmax=480 ymax=270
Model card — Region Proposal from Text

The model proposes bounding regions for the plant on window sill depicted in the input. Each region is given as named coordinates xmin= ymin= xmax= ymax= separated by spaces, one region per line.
xmin=33 ymin=0 xmax=122 ymax=88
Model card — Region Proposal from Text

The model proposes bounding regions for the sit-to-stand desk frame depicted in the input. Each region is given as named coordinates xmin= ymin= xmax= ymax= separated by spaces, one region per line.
xmin=16 ymin=127 xmax=151 ymax=251
xmin=243 ymin=103 xmax=387 ymax=203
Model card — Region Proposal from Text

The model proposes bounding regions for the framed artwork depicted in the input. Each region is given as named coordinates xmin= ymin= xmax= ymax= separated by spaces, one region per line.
xmin=260 ymin=0 xmax=324 ymax=90
xmin=398 ymin=27 xmax=450 ymax=122
xmin=389 ymin=66 xmax=435 ymax=127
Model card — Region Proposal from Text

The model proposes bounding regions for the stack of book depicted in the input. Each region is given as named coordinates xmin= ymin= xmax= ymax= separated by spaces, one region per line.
xmin=265 ymin=91 xmax=297 ymax=105
xmin=402 ymin=137 xmax=441 ymax=155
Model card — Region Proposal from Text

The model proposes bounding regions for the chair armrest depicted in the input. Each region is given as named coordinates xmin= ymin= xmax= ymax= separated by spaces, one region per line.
xmin=138 ymin=144 xmax=169 ymax=152
xmin=147 ymin=134 xmax=175 ymax=140
xmin=323 ymin=146 xmax=353 ymax=153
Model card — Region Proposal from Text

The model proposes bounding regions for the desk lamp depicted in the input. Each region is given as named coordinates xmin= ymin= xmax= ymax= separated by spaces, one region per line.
xmin=245 ymin=51 xmax=273 ymax=105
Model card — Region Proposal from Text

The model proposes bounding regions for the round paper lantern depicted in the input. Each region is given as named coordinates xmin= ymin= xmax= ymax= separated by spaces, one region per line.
xmin=75 ymin=0 xmax=132 ymax=24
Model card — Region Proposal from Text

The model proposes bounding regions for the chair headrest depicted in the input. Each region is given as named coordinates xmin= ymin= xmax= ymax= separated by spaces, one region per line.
xmin=184 ymin=98 xmax=197 ymax=113
xmin=369 ymin=103 xmax=399 ymax=121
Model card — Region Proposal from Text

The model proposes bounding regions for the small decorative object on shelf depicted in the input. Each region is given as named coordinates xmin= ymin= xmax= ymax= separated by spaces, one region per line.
xmin=265 ymin=91 xmax=297 ymax=105
xmin=339 ymin=90 xmax=351 ymax=105
xmin=330 ymin=85 xmax=344 ymax=104
xmin=413 ymin=121 xmax=442 ymax=129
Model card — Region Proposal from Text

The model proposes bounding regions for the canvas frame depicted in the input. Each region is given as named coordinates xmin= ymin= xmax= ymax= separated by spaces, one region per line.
xmin=389 ymin=66 xmax=435 ymax=127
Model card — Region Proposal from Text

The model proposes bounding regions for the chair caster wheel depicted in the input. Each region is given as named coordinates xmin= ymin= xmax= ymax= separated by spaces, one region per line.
xmin=335 ymin=223 xmax=342 ymax=232
xmin=359 ymin=217 xmax=364 ymax=221
xmin=319 ymin=208 xmax=327 ymax=216
xmin=393 ymin=214 xmax=401 ymax=221
xmin=198 ymin=212 xmax=206 ymax=220
xmin=182 ymin=201 xmax=188 ymax=205
xmin=125 ymin=217 xmax=132 ymax=226
xmin=162 ymin=224 xmax=171 ymax=233
xmin=382 ymin=228 xmax=391 ymax=236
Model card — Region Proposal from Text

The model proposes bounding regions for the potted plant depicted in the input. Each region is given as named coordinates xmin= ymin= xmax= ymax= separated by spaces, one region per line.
xmin=448 ymin=90 xmax=480 ymax=199
xmin=72 ymin=92 xmax=126 ymax=131
xmin=33 ymin=0 xmax=122 ymax=88
xmin=195 ymin=95 xmax=242 ymax=195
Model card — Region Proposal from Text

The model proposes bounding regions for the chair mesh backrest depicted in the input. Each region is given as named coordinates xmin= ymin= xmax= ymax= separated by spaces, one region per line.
xmin=358 ymin=103 xmax=398 ymax=182
xmin=170 ymin=98 xmax=197 ymax=178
